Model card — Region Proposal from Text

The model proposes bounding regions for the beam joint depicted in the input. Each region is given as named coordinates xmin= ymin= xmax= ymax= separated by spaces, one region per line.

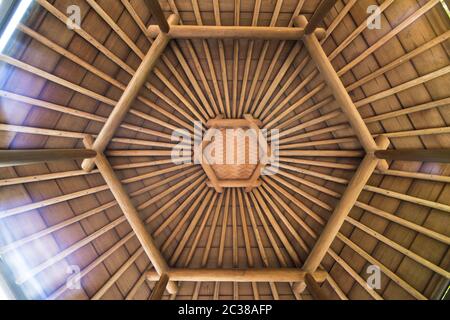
xmin=145 ymin=0 xmax=170 ymax=33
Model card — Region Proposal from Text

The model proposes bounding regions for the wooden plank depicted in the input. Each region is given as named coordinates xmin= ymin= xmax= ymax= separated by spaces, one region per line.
xmin=375 ymin=149 xmax=450 ymax=163
xmin=0 ymin=149 xmax=96 ymax=167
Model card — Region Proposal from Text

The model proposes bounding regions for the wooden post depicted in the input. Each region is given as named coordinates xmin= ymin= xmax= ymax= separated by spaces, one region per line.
xmin=293 ymin=136 xmax=390 ymax=293
xmin=375 ymin=149 xmax=450 ymax=163
xmin=82 ymin=14 xmax=179 ymax=172
xmin=146 ymin=25 xmax=306 ymax=40
xmin=83 ymin=136 xmax=178 ymax=294
xmin=149 ymin=273 xmax=169 ymax=300
xmin=146 ymin=268 xmax=328 ymax=283
xmin=304 ymin=0 xmax=338 ymax=34
xmin=0 ymin=149 xmax=96 ymax=167
xmin=145 ymin=0 xmax=170 ymax=33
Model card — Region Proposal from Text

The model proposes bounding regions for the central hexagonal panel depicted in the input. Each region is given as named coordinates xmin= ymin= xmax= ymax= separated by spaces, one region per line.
xmin=211 ymin=127 xmax=258 ymax=180
xmin=197 ymin=115 xmax=269 ymax=193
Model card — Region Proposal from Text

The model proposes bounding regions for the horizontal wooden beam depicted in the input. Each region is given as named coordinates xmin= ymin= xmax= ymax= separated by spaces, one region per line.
xmin=375 ymin=149 xmax=450 ymax=163
xmin=146 ymin=268 xmax=328 ymax=283
xmin=0 ymin=149 xmax=96 ymax=167
xmin=145 ymin=0 xmax=170 ymax=33
xmin=147 ymin=25 xmax=306 ymax=40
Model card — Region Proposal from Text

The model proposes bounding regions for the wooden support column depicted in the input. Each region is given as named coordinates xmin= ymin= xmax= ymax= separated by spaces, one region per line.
xmin=149 ymin=273 xmax=169 ymax=300
xmin=145 ymin=0 xmax=170 ymax=33
xmin=82 ymin=14 xmax=179 ymax=172
xmin=295 ymin=15 xmax=389 ymax=171
xmin=293 ymin=135 xmax=390 ymax=293
xmin=375 ymin=149 xmax=450 ymax=163
xmin=83 ymin=136 xmax=178 ymax=294
xmin=0 ymin=149 xmax=96 ymax=168
xmin=146 ymin=268 xmax=328 ymax=283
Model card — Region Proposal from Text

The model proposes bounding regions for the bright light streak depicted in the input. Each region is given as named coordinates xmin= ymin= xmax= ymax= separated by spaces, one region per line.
xmin=0 ymin=0 xmax=33 ymax=54
xmin=0 ymin=277 xmax=13 ymax=300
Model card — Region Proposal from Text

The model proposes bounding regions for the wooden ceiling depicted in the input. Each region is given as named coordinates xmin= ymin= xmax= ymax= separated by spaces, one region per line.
xmin=0 ymin=0 xmax=449 ymax=300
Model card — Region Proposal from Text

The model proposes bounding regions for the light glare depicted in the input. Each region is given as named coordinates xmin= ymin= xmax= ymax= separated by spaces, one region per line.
xmin=0 ymin=0 xmax=33 ymax=54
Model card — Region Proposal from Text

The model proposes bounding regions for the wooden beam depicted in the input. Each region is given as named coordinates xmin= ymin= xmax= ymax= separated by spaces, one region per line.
xmin=304 ymin=0 xmax=338 ymax=34
xmin=293 ymin=135 xmax=390 ymax=292
xmin=149 ymin=273 xmax=169 ymax=300
xmin=206 ymin=180 xmax=261 ymax=189
xmin=279 ymin=150 xmax=364 ymax=158
xmin=212 ymin=0 xmax=231 ymax=118
xmin=126 ymin=272 xmax=148 ymax=300
xmin=207 ymin=116 xmax=263 ymax=128
xmin=84 ymin=137 xmax=178 ymax=294
xmin=0 ymin=149 xmax=96 ymax=168
xmin=305 ymin=273 xmax=331 ymax=300
xmin=145 ymin=0 xmax=170 ymax=33
xmin=81 ymin=14 xmax=179 ymax=172
xmin=146 ymin=25 xmax=306 ymax=40
xmin=375 ymin=149 xmax=450 ymax=163
xmin=295 ymin=16 xmax=381 ymax=155
xmin=248 ymin=0 xmax=302 ymax=118
xmin=146 ymin=268 xmax=328 ymax=283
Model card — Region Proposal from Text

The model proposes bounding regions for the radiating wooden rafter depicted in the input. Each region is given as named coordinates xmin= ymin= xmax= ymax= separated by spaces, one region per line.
xmin=0 ymin=0 xmax=448 ymax=301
